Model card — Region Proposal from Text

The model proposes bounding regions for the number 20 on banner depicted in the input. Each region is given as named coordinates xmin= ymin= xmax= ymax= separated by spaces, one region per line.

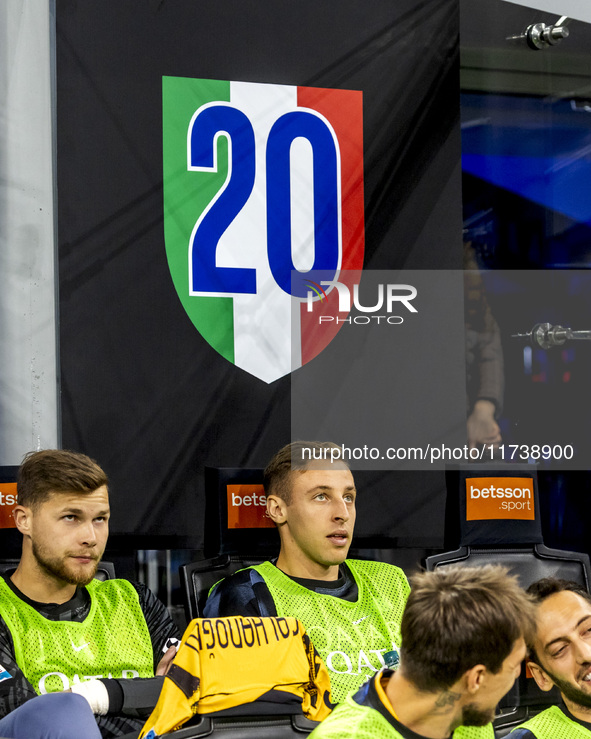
xmin=163 ymin=78 xmax=364 ymax=382
xmin=189 ymin=102 xmax=345 ymax=298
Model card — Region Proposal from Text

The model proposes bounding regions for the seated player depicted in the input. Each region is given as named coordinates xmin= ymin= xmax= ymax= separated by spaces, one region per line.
xmin=0 ymin=449 xmax=181 ymax=738
xmin=508 ymin=578 xmax=591 ymax=738
xmin=309 ymin=565 xmax=534 ymax=739
xmin=204 ymin=441 xmax=410 ymax=702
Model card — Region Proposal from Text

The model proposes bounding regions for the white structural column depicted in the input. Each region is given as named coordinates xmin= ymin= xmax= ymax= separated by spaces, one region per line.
xmin=0 ymin=0 xmax=59 ymax=464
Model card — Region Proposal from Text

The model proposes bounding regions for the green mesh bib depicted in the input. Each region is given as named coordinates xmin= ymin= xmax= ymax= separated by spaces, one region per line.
xmin=307 ymin=691 xmax=495 ymax=739
xmin=253 ymin=560 xmax=409 ymax=702
xmin=516 ymin=705 xmax=591 ymax=738
xmin=0 ymin=577 xmax=154 ymax=694
xmin=455 ymin=726 xmax=495 ymax=739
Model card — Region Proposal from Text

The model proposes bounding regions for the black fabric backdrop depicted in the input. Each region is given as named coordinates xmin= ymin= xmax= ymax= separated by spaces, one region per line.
xmin=56 ymin=0 xmax=462 ymax=548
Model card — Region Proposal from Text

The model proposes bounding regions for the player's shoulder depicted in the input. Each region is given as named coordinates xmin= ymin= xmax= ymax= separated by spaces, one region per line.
xmin=89 ymin=577 xmax=149 ymax=605
xmin=310 ymin=694 xmax=385 ymax=738
xmin=204 ymin=563 xmax=275 ymax=618
xmin=212 ymin=565 xmax=267 ymax=592
xmin=89 ymin=576 xmax=141 ymax=592
xmin=346 ymin=559 xmax=408 ymax=579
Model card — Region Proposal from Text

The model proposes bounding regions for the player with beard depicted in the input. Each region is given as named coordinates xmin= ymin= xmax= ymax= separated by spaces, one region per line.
xmin=508 ymin=578 xmax=591 ymax=738
xmin=308 ymin=566 xmax=534 ymax=739
xmin=0 ymin=449 xmax=180 ymax=739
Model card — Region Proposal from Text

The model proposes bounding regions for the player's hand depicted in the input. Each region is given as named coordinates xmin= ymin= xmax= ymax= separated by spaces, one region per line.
xmin=156 ymin=644 xmax=178 ymax=676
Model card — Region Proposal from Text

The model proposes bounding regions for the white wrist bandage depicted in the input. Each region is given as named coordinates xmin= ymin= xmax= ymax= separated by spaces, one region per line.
xmin=70 ymin=680 xmax=110 ymax=715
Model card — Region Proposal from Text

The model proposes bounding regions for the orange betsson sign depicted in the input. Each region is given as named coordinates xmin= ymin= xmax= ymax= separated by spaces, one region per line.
xmin=466 ymin=477 xmax=535 ymax=521
xmin=226 ymin=484 xmax=275 ymax=530
xmin=0 ymin=483 xmax=17 ymax=528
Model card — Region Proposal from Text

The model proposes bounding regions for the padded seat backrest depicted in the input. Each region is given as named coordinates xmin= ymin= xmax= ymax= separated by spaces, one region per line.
xmin=425 ymin=544 xmax=591 ymax=590
xmin=94 ymin=561 xmax=116 ymax=581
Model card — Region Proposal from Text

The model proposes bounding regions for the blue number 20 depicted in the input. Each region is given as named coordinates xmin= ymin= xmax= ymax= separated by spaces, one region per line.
xmin=189 ymin=104 xmax=340 ymax=297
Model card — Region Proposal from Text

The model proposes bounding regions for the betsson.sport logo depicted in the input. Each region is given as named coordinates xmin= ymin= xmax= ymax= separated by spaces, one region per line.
xmin=465 ymin=477 xmax=535 ymax=521
xmin=163 ymin=77 xmax=365 ymax=384
xmin=0 ymin=483 xmax=17 ymax=529
xmin=226 ymin=484 xmax=274 ymax=530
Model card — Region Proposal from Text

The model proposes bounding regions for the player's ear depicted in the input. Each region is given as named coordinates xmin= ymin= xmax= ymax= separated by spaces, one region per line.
xmin=266 ymin=494 xmax=287 ymax=524
xmin=13 ymin=505 xmax=32 ymax=536
xmin=464 ymin=664 xmax=486 ymax=695
xmin=527 ymin=661 xmax=554 ymax=692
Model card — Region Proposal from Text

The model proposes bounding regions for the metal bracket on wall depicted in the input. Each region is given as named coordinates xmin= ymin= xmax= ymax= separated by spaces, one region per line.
xmin=507 ymin=16 xmax=571 ymax=49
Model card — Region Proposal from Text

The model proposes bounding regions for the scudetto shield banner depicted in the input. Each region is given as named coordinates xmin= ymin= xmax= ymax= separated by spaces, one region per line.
xmin=163 ymin=77 xmax=364 ymax=383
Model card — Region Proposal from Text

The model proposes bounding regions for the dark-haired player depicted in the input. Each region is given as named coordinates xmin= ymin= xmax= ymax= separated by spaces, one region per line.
xmin=508 ymin=578 xmax=591 ymax=738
